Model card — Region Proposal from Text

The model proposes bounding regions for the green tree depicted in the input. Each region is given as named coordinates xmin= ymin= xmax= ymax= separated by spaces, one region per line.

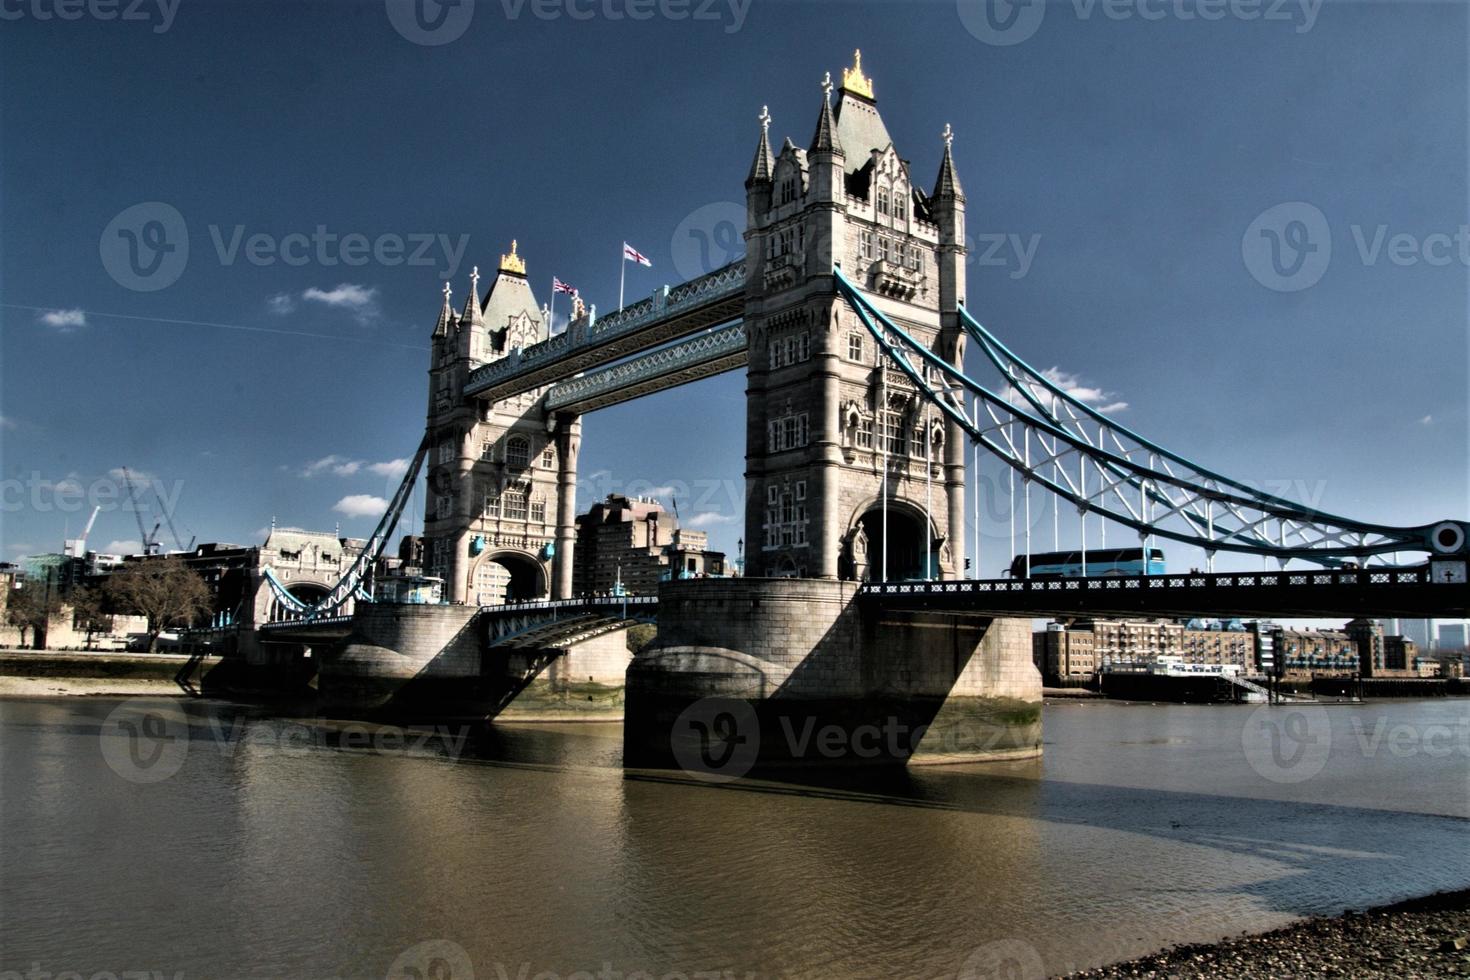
xmin=625 ymin=623 xmax=657 ymax=655
xmin=104 ymin=558 xmax=211 ymax=652
xmin=69 ymin=586 xmax=112 ymax=650
xmin=5 ymin=580 xmax=62 ymax=649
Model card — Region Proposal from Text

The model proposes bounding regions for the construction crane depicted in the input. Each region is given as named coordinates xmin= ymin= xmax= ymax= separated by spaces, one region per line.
xmin=63 ymin=505 xmax=101 ymax=557
xmin=121 ymin=467 xmax=162 ymax=556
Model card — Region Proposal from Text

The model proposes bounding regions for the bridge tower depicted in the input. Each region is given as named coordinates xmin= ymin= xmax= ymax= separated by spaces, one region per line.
xmin=424 ymin=243 xmax=581 ymax=605
xmin=742 ymin=51 xmax=968 ymax=582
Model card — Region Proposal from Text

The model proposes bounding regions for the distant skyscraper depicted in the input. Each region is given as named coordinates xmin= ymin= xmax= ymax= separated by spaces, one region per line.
xmin=1399 ymin=618 xmax=1433 ymax=649
xmin=1438 ymin=622 xmax=1467 ymax=652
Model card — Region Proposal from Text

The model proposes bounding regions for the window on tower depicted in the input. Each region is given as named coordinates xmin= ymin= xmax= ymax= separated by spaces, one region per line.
xmin=505 ymin=436 xmax=530 ymax=469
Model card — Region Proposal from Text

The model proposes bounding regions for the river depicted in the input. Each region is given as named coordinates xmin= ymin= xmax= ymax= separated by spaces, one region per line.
xmin=2 ymin=696 xmax=1467 ymax=979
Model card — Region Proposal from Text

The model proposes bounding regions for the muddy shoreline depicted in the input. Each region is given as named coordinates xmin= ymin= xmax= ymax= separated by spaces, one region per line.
xmin=1064 ymin=889 xmax=1470 ymax=979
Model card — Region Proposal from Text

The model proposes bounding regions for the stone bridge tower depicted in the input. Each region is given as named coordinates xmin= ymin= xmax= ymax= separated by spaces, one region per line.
xmin=742 ymin=51 xmax=968 ymax=582
xmin=424 ymin=243 xmax=581 ymax=605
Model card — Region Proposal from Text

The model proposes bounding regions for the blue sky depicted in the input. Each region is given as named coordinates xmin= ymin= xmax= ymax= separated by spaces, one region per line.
xmin=1 ymin=0 xmax=1465 ymax=574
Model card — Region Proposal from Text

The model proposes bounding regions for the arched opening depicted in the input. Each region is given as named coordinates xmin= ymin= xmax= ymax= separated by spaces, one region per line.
xmin=855 ymin=504 xmax=933 ymax=582
xmin=269 ymin=582 xmax=329 ymax=622
xmin=472 ymin=551 xmax=547 ymax=605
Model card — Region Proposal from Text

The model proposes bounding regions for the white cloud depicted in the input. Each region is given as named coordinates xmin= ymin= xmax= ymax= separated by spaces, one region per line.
xmin=107 ymin=467 xmax=156 ymax=485
xmin=1001 ymin=366 xmax=1130 ymax=417
xmin=1420 ymin=414 xmax=1434 ymax=426
xmin=333 ymin=494 xmax=388 ymax=518
xmin=650 ymin=485 xmax=679 ymax=497
xmin=38 ymin=308 xmax=86 ymax=331
xmin=302 ymin=455 xmax=361 ymax=478
xmin=252 ymin=527 xmax=270 ymax=541
xmin=303 ymin=283 xmax=379 ymax=323
xmin=686 ymin=511 xmax=738 ymax=528
xmin=266 ymin=292 xmax=296 ymax=315
xmin=368 ymin=458 xmax=410 ymax=478
xmin=101 ymin=539 xmax=143 ymax=555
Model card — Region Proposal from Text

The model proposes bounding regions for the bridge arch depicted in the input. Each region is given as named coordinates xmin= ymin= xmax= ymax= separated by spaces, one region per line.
xmin=843 ymin=495 xmax=945 ymax=583
xmin=470 ymin=549 xmax=550 ymax=606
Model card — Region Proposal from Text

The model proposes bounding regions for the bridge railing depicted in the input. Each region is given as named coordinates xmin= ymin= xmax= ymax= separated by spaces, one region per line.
xmin=484 ymin=595 xmax=658 ymax=614
xmin=464 ymin=261 xmax=745 ymax=396
xmin=859 ymin=566 xmax=1434 ymax=599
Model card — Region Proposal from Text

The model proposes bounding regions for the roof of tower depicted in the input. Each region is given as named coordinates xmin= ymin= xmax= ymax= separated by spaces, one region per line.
xmin=460 ymin=266 xmax=484 ymax=325
xmin=933 ymin=124 xmax=965 ymax=202
xmin=833 ymin=51 xmax=894 ymax=173
xmin=746 ymin=105 xmax=774 ymax=186
xmin=809 ymin=72 xmax=842 ymax=155
xmin=482 ymin=244 xmax=544 ymax=341
xmin=433 ymin=281 xmax=453 ymax=338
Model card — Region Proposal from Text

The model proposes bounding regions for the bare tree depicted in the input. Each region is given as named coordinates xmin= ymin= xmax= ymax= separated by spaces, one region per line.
xmin=69 ymin=586 xmax=112 ymax=650
xmin=5 ymin=581 xmax=62 ymax=649
xmin=104 ymin=558 xmax=211 ymax=652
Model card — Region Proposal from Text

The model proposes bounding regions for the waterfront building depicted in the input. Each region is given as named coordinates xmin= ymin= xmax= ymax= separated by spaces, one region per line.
xmin=1034 ymin=617 xmax=1253 ymax=684
xmin=573 ymin=494 xmax=725 ymax=597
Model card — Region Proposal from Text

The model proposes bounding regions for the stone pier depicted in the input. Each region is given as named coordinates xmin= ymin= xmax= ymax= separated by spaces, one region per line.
xmin=623 ymin=578 xmax=1042 ymax=771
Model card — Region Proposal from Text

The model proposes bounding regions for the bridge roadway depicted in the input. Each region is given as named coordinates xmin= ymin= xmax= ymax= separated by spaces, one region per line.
xmin=256 ymin=596 xmax=657 ymax=645
xmin=860 ymin=564 xmax=1470 ymax=619
xmin=465 ymin=262 xmax=746 ymax=404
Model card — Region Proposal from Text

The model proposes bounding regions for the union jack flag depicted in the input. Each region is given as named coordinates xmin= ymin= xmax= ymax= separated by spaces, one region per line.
xmin=622 ymin=242 xmax=652 ymax=267
xmin=553 ymin=277 xmax=578 ymax=295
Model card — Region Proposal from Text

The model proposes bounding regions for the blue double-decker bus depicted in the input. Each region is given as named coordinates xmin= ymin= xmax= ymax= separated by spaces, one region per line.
xmin=1009 ymin=547 xmax=1165 ymax=579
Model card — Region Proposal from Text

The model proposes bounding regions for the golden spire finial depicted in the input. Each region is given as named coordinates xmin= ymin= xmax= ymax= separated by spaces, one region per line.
xmin=499 ymin=239 xmax=525 ymax=275
xmin=841 ymin=48 xmax=874 ymax=100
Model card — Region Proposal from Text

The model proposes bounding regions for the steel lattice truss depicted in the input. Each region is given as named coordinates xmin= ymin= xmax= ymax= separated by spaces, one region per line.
xmin=263 ymin=437 xmax=430 ymax=620
xmin=834 ymin=270 xmax=1465 ymax=565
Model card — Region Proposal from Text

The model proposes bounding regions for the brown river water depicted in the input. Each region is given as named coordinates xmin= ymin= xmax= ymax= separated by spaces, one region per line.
xmin=2 ymin=695 xmax=1467 ymax=979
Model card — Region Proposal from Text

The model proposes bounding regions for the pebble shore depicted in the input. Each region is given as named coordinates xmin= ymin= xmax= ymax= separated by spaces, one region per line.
xmin=1064 ymin=889 xmax=1470 ymax=979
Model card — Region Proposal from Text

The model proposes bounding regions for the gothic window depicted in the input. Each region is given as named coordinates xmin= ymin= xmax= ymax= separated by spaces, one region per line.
xmin=437 ymin=436 xmax=455 ymax=465
xmin=435 ymin=494 xmax=452 ymax=520
xmin=483 ymin=487 xmax=500 ymax=517
xmin=895 ymin=194 xmax=907 ymax=222
xmin=505 ymin=436 xmax=530 ymax=470
xmin=540 ymin=444 xmax=555 ymax=468
xmin=530 ymin=499 xmax=547 ymax=523
xmin=768 ymin=338 xmax=782 ymax=369
xmin=860 ymin=230 xmax=874 ymax=260
xmin=784 ymin=336 xmax=796 ymax=364
xmin=848 ymin=333 xmax=864 ymax=361
xmin=767 ymin=412 xmax=810 ymax=453
xmin=781 ymin=178 xmax=797 ymax=204
xmin=877 ymin=236 xmax=890 ymax=263
xmin=763 ymin=481 xmax=809 ymax=549
xmin=856 ymin=418 xmax=874 ymax=449
xmin=879 ymin=400 xmax=905 ymax=455
xmin=877 ymin=188 xmax=890 ymax=217
xmin=502 ymin=484 xmax=528 ymax=521
xmin=797 ymin=332 xmax=810 ymax=361
xmin=481 ymin=439 xmax=495 ymax=461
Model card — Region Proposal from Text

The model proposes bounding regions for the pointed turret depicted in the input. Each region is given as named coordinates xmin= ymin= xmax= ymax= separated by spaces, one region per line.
xmin=933 ymin=123 xmax=965 ymax=202
xmin=810 ymin=73 xmax=842 ymax=155
xmin=460 ymin=266 xmax=484 ymax=325
xmin=745 ymin=105 xmax=774 ymax=188
xmin=433 ymin=281 xmax=453 ymax=338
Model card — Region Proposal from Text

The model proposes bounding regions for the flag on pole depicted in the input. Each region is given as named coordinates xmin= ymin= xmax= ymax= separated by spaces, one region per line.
xmin=553 ymin=277 xmax=578 ymax=295
xmin=622 ymin=242 xmax=652 ymax=267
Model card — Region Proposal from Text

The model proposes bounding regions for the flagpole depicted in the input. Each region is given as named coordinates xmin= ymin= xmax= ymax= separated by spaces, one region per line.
xmin=548 ymin=276 xmax=556 ymax=334
xmin=619 ymin=247 xmax=626 ymax=311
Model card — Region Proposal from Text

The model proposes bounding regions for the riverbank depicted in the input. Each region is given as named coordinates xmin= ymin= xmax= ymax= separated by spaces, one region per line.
xmin=1064 ymin=888 xmax=1470 ymax=979
xmin=0 ymin=649 xmax=202 ymax=696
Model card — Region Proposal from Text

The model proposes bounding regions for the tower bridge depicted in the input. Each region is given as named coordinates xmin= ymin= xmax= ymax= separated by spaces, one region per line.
xmin=245 ymin=52 xmax=1468 ymax=768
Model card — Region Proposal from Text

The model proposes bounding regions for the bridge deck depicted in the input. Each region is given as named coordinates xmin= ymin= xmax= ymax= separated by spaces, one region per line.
xmin=465 ymin=262 xmax=745 ymax=403
xmin=861 ymin=566 xmax=1469 ymax=619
